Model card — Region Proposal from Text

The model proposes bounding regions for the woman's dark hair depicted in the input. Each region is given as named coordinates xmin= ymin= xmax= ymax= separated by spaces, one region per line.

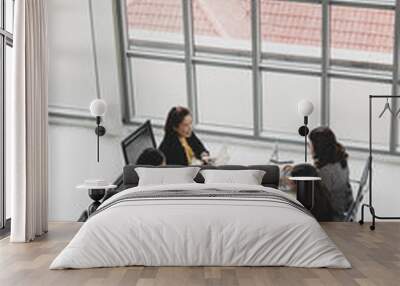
xmin=309 ymin=127 xmax=348 ymax=169
xmin=164 ymin=106 xmax=191 ymax=136
xmin=136 ymin=148 xmax=165 ymax=166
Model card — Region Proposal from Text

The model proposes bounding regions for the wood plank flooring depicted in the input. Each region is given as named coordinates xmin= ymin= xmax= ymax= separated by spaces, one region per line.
xmin=0 ymin=222 xmax=399 ymax=286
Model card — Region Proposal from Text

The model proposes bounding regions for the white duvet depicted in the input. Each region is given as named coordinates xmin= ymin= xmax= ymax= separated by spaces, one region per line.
xmin=50 ymin=183 xmax=351 ymax=269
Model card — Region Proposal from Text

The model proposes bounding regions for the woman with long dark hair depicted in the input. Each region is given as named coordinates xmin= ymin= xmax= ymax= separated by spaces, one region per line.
xmin=308 ymin=127 xmax=354 ymax=220
xmin=284 ymin=127 xmax=354 ymax=221
xmin=159 ymin=106 xmax=210 ymax=165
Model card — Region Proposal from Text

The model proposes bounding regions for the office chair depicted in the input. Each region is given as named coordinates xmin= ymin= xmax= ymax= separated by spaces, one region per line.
xmin=120 ymin=120 xmax=157 ymax=165
xmin=345 ymin=157 xmax=370 ymax=222
xmin=111 ymin=120 xmax=157 ymax=186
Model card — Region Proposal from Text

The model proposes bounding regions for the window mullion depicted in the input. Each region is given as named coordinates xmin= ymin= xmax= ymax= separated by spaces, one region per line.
xmin=182 ymin=0 xmax=198 ymax=124
xmin=251 ymin=0 xmax=262 ymax=137
xmin=389 ymin=0 xmax=400 ymax=152
xmin=321 ymin=0 xmax=330 ymax=126
xmin=117 ymin=0 xmax=135 ymax=121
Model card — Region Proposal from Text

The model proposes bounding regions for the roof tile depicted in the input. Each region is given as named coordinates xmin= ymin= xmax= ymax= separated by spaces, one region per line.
xmin=126 ymin=0 xmax=394 ymax=53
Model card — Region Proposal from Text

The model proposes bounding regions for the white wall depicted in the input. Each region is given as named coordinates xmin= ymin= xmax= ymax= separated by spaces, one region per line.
xmin=48 ymin=0 xmax=124 ymax=220
xmin=48 ymin=0 xmax=98 ymax=110
xmin=47 ymin=0 xmax=400 ymax=222
xmin=48 ymin=123 xmax=123 ymax=220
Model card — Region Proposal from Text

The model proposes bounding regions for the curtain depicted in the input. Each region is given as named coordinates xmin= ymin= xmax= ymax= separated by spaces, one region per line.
xmin=8 ymin=0 xmax=48 ymax=242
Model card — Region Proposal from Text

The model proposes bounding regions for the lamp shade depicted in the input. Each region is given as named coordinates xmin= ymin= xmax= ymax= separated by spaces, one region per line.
xmin=297 ymin=100 xmax=314 ymax=117
xmin=90 ymin=99 xmax=107 ymax=117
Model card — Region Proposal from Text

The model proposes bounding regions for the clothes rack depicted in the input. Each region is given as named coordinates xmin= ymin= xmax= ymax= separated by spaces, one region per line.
xmin=359 ymin=95 xmax=400 ymax=230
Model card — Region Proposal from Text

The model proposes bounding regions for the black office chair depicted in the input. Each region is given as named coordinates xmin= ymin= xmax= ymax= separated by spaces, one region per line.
xmin=111 ymin=120 xmax=157 ymax=189
xmin=345 ymin=157 xmax=370 ymax=222
xmin=121 ymin=120 xmax=157 ymax=165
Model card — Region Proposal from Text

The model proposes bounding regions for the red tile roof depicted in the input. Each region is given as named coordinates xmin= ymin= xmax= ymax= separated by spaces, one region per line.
xmin=126 ymin=0 xmax=219 ymax=38
xmin=331 ymin=6 xmax=394 ymax=53
xmin=127 ymin=0 xmax=183 ymax=35
xmin=126 ymin=0 xmax=394 ymax=53
xmin=259 ymin=1 xmax=321 ymax=48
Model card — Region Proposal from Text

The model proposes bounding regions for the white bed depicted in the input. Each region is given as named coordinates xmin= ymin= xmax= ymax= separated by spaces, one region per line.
xmin=50 ymin=183 xmax=351 ymax=269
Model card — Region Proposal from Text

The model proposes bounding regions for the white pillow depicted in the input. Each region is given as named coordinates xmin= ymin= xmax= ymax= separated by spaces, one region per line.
xmin=135 ymin=167 xmax=201 ymax=186
xmin=200 ymin=169 xmax=266 ymax=185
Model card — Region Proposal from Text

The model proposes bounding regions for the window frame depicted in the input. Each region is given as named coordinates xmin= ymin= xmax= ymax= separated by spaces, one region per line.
xmin=118 ymin=0 xmax=400 ymax=155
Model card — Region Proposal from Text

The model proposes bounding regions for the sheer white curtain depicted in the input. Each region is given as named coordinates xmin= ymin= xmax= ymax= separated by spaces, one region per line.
xmin=8 ymin=0 xmax=48 ymax=242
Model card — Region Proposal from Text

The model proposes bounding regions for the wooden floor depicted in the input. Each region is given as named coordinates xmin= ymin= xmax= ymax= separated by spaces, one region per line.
xmin=0 ymin=222 xmax=399 ymax=286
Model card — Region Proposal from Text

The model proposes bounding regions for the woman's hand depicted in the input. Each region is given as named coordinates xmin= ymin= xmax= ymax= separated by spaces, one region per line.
xmin=280 ymin=164 xmax=295 ymax=191
xmin=200 ymin=152 xmax=211 ymax=165
xmin=282 ymin=165 xmax=294 ymax=173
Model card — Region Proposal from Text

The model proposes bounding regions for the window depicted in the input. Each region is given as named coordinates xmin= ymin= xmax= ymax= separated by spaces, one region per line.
xmin=262 ymin=72 xmax=320 ymax=139
xmin=129 ymin=58 xmax=187 ymax=121
xmin=193 ymin=0 xmax=251 ymax=53
xmin=330 ymin=5 xmax=394 ymax=69
xmin=196 ymin=65 xmax=253 ymax=129
xmin=5 ymin=0 xmax=12 ymax=32
xmin=1 ymin=0 xmax=14 ymax=229
xmin=330 ymin=79 xmax=391 ymax=148
xmin=119 ymin=0 xmax=400 ymax=155
xmin=126 ymin=0 xmax=184 ymax=46
xmin=260 ymin=0 xmax=322 ymax=61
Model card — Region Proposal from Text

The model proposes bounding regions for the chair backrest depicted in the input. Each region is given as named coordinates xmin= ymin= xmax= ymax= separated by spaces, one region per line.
xmin=121 ymin=120 xmax=157 ymax=165
xmin=345 ymin=157 xmax=371 ymax=221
